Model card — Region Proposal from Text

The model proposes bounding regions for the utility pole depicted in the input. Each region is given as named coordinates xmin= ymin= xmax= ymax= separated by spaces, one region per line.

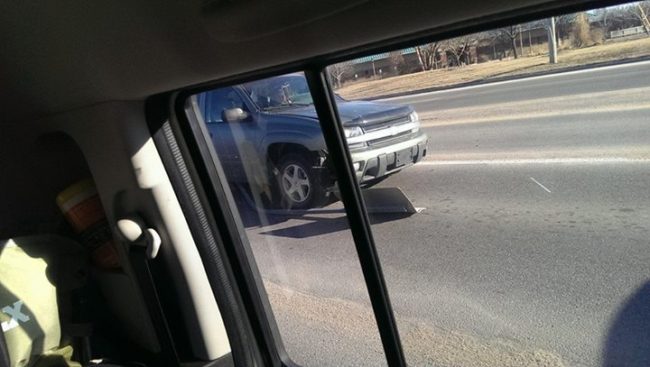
xmin=547 ymin=17 xmax=558 ymax=64
xmin=518 ymin=25 xmax=524 ymax=57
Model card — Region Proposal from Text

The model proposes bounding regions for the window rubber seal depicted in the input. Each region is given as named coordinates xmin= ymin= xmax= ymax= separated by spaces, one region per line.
xmin=147 ymin=95 xmax=272 ymax=367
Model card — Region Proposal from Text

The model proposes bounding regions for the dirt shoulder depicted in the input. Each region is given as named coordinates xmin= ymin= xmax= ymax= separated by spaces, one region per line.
xmin=266 ymin=280 xmax=567 ymax=367
xmin=337 ymin=37 xmax=650 ymax=101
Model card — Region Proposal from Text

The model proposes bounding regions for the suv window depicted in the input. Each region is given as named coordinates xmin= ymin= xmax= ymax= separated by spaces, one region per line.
xmin=197 ymin=88 xmax=246 ymax=123
xmin=243 ymin=74 xmax=314 ymax=110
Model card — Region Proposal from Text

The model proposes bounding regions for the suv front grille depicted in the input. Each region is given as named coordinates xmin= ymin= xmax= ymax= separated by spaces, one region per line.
xmin=363 ymin=115 xmax=414 ymax=146
xmin=368 ymin=130 xmax=416 ymax=146
xmin=362 ymin=116 xmax=410 ymax=132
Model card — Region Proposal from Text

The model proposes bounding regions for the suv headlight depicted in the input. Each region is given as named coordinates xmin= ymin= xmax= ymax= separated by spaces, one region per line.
xmin=344 ymin=126 xmax=364 ymax=138
xmin=344 ymin=126 xmax=366 ymax=149
xmin=409 ymin=111 xmax=419 ymax=122
xmin=409 ymin=111 xmax=420 ymax=133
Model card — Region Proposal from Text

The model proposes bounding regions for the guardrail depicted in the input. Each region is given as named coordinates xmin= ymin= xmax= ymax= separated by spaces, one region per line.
xmin=610 ymin=26 xmax=647 ymax=38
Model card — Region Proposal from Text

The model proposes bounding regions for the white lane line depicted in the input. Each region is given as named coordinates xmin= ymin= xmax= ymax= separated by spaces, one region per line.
xmin=418 ymin=102 xmax=650 ymax=128
xmin=381 ymin=60 xmax=650 ymax=102
xmin=416 ymin=157 xmax=650 ymax=166
xmin=530 ymin=177 xmax=552 ymax=193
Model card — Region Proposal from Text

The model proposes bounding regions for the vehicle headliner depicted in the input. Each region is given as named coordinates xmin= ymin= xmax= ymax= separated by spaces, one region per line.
xmin=0 ymin=0 xmax=616 ymax=123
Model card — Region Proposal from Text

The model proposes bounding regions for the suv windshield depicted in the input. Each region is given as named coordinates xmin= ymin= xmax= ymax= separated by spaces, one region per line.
xmin=243 ymin=74 xmax=314 ymax=111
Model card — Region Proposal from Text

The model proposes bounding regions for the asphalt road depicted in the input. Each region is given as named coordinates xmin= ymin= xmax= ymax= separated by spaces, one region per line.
xmin=243 ymin=61 xmax=650 ymax=367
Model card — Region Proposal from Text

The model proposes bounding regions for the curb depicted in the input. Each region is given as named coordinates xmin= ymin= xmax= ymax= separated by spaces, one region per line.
xmin=361 ymin=55 xmax=650 ymax=101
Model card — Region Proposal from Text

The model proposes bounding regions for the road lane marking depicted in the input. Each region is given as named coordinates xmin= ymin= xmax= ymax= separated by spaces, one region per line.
xmin=530 ymin=177 xmax=552 ymax=193
xmin=420 ymin=103 xmax=650 ymax=127
xmin=419 ymin=85 xmax=650 ymax=112
xmin=416 ymin=157 xmax=650 ymax=166
xmin=382 ymin=60 xmax=650 ymax=102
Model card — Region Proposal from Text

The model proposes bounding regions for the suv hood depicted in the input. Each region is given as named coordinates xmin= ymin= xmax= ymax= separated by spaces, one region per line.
xmin=271 ymin=100 xmax=413 ymax=126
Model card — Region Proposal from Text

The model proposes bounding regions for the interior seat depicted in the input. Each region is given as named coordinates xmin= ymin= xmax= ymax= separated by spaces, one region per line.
xmin=0 ymin=235 xmax=87 ymax=367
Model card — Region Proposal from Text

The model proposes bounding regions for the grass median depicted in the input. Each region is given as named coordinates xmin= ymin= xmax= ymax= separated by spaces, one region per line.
xmin=337 ymin=36 xmax=650 ymax=101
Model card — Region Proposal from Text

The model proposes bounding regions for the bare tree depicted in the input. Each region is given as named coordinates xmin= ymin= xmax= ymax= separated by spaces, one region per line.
xmin=479 ymin=29 xmax=504 ymax=60
xmin=593 ymin=7 xmax=611 ymax=30
xmin=593 ymin=5 xmax=639 ymax=34
xmin=592 ymin=7 xmax=615 ymax=35
xmin=327 ymin=61 xmax=352 ymax=89
xmin=414 ymin=42 xmax=440 ymax=71
xmin=604 ymin=2 xmax=650 ymax=35
xmin=443 ymin=35 xmax=475 ymax=66
xmin=497 ymin=25 xmax=521 ymax=59
xmin=632 ymin=1 xmax=650 ymax=34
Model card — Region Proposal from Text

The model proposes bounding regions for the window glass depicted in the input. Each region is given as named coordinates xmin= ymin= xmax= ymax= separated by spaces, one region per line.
xmin=197 ymin=88 xmax=246 ymax=123
xmin=188 ymin=72 xmax=387 ymax=366
xmin=242 ymin=74 xmax=314 ymax=109
xmin=328 ymin=2 xmax=650 ymax=366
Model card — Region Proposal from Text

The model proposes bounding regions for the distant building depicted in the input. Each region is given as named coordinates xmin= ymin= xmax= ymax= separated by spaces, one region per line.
xmin=349 ymin=48 xmax=420 ymax=80
xmin=475 ymin=27 xmax=549 ymax=61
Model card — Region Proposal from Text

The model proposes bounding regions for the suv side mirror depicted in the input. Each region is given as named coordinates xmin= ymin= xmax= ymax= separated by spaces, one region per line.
xmin=222 ymin=108 xmax=250 ymax=123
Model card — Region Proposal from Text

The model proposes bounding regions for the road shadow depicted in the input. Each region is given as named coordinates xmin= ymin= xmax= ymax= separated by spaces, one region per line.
xmin=232 ymin=184 xmax=343 ymax=229
xmin=259 ymin=212 xmax=412 ymax=239
xmin=231 ymin=183 xmax=417 ymax=238
xmin=603 ymin=280 xmax=650 ymax=367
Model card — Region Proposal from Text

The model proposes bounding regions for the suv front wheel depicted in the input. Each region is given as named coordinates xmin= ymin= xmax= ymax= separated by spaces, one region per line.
xmin=275 ymin=154 xmax=326 ymax=209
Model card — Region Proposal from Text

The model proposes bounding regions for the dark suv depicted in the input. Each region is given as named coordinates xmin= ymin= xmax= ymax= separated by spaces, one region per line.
xmin=196 ymin=73 xmax=428 ymax=209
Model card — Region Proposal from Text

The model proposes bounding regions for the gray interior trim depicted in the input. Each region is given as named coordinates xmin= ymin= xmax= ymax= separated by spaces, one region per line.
xmin=0 ymin=0 xmax=614 ymax=123
xmin=1 ymin=101 xmax=231 ymax=360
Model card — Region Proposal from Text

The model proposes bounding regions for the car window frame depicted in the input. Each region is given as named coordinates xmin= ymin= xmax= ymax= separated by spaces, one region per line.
xmin=147 ymin=95 xmax=266 ymax=367
xmin=153 ymin=64 xmax=407 ymax=367
xmin=148 ymin=2 xmax=622 ymax=365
